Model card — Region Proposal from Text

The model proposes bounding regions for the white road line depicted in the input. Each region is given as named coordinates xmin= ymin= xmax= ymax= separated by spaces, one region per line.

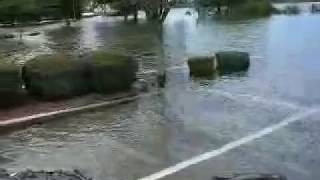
xmin=139 ymin=108 xmax=319 ymax=180
xmin=206 ymin=89 xmax=304 ymax=110
xmin=0 ymin=92 xmax=158 ymax=127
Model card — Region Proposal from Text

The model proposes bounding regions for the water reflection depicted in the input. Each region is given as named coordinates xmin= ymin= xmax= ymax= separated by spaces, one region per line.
xmin=46 ymin=26 xmax=82 ymax=54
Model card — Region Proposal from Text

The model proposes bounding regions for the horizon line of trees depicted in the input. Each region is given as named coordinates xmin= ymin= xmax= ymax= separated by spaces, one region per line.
xmin=0 ymin=0 xmax=175 ymax=24
xmin=195 ymin=0 xmax=275 ymax=16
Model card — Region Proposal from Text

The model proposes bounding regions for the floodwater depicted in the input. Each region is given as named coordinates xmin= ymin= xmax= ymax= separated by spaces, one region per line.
xmin=1 ymin=3 xmax=320 ymax=180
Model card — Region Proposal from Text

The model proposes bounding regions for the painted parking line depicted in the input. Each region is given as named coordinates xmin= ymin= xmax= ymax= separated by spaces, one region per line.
xmin=139 ymin=108 xmax=319 ymax=180
xmin=0 ymin=92 xmax=159 ymax=129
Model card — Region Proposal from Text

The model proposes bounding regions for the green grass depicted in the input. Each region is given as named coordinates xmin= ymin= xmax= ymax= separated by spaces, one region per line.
xmin=24 ymin=54 xmax=78 ymax=75
xmin=92 ymin=51 xmax=134 ymax=67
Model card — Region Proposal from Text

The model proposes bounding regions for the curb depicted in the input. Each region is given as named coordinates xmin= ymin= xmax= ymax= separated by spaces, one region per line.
xmin=0 ymin=92 xmax=157 ymax=132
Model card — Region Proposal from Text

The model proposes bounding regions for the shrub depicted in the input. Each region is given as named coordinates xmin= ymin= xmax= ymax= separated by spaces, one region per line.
xmin=188 ymin=56 xmax=216 ymax=77
xmin=215 ymin=51 xmax=250 ymax=73
xmin=0 ymin=60 xmax=23 ymax=107
xmin=231 ymin=0 xmax=273 ymax=17
xmin=89 ymin=51 xmax=138 ymax=94
xmin=22 ymin=54 xmax=89 ymax=99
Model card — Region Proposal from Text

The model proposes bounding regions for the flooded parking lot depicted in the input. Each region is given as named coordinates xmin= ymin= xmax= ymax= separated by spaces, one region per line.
xmin=1 ymin=3 xmax=320 ymax=180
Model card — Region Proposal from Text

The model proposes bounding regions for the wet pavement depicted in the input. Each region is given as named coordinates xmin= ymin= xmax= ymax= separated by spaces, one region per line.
xmin=163 ymin=111 xmax=320 ymax=180
xmin=1 ymin=83 xmax=319 ymax=180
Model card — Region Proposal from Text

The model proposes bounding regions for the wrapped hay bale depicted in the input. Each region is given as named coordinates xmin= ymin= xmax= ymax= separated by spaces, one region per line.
xmin=216 ymin=51 xmax=250 ymax=73
xmin=22 ymin=54 xmax=89 ymax=99
xmin=89 ymin=51 xmax=138 ymax=94
xmin=187 ymin=56 xmax=216 ymax=77
xmin=0 ymin=60 xmax=23 ymax=107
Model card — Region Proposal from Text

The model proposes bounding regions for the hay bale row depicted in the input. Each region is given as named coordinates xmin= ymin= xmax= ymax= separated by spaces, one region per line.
xmin=0 ymin=51 xmax=138 ymax=107
xmin=22 ymin=54 xmax=90 ymax=99
xmin=88 ymin=51 xmax=138 ymax=94
xmin=188 ymin=51 xmax=250 ymax=77
xmin=0 ymin=60 xmax=24 ymax=108
xmin=23 ymin=51 xmax=138 ymax=99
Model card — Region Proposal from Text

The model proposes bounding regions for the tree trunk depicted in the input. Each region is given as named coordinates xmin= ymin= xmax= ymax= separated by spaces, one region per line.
xmin=217 ymin=6 xmax=221 ymax=14
xmin=73 ymin=0 xmax=76 ymax=19
xmin=134 ymin=5 xmax=138 ymax=21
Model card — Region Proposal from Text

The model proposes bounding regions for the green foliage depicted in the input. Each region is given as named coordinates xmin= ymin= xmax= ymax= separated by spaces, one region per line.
xmin=0 ymin=59 xmax=24 ymax=107
xmin=89 ymin=51 xmax=138 ymax=93
xmin=0 ymin=0 xmax=83 ymax=23
xmin=215 ymin=51 xmax=250 ymax=73
xmin=284 ymin=5 xmax=301 ymax=14
xmin=231 ymin=0 xmax=273 ymax=17
xmin=60 ymin=0 xmax=82 ymax=19
xmin=188 ymin=56 xmax=216 ymax=77
xmin=23 ymin=54 xmax=89 ymax=99
xmin=0 ymin=0 xmax=39 ymax=23
xmin=196 ymin=0 xmax=274 ymax=17
xmin=196 ymin=0 xmax=226 ymax=8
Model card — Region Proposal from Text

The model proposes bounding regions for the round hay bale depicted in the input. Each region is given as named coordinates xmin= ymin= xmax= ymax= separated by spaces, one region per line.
xmin=0 ymin=60 xmax=24 ymax=107
xmin=89 ymin=51 xmax=138 ymax=94
xmin=215 ymin=51 xmax=250 ymax=73
xmin=22 ymin=54 xmax=89 ymax=99
xmin=187 ymin=56 xmax=216 ymax=77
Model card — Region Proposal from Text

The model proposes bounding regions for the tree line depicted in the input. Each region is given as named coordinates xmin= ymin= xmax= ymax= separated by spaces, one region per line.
xmin=0 ymin=0 xmax=280 ymax=24
xmin=0 ymin=0 xmax=84 ymax=24
xmin=195 ymin=0 xmax=274 ymax=16
xmin=0 ymin=0 xmax=174 ymax=24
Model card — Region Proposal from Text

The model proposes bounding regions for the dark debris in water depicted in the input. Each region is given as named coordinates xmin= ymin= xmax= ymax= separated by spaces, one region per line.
xmin=0 ymin=169 xmax=92 ymax=180
xmin=213 ymin=173 xmax=287 ymax=180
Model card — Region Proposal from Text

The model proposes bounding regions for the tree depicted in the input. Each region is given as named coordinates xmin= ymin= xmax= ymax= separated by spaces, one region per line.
xmin=0 ymin=0 xmax=84 ymax=24
xmin=59 ymin=0 xmax=82 ymax=19
xmin=195 ymin=0 xmax=273 ymax=16
xmin=0 ymin=0 xmax=42 ymax=23
xmin=93 ymin=0 xmax=173 ymax=22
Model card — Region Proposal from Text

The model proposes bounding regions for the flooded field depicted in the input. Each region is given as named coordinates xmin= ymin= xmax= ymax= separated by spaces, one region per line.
xmin=1 ymin=3 xmax=320 ymax=180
